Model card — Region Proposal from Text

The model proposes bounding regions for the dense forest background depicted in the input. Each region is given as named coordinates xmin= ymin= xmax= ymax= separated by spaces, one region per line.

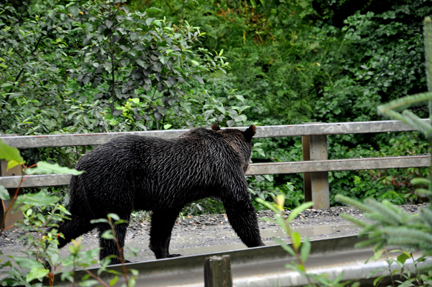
xmin=1 ymin=0 xmax=432 ymax=213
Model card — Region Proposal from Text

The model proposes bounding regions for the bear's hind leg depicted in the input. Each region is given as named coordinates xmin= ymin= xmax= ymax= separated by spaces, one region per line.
xmin=98 ymin=218 xmax=130 ymax=265
xmin=149 ymin=208 xmax=181 ymax=259
xmin=56 ymin=215 xmax=94 ymax=248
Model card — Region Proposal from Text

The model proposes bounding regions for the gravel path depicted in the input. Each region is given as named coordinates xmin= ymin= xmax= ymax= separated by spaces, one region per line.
xmin=0 ymin=204 xmax=428 ymax=264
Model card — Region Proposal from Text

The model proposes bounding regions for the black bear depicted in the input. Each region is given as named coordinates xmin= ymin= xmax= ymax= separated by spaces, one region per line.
xmin=55 ymin=124 xmax=264 ymax=264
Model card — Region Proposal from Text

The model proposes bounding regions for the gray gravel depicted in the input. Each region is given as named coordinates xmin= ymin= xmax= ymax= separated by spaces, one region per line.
xmin=0 ymin=203 xmax=428 ymax=263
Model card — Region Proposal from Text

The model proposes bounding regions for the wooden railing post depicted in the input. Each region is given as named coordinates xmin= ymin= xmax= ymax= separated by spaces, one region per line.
xmin=302 ymin=135 xmax=312 ymax=203
xmin=204 ymin=255 xmax=232 ymax=287
xmin=0 ymin=159 xmax=23 ymax=228
xmin=302 ymin=127 xmax=330 ymax=209
xmin=0 ymin=134 xmax=23 ymax=229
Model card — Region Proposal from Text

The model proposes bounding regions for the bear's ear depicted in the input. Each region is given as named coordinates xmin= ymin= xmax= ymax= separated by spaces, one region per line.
xmin=212 ymin=124 xmax=221 ymax=131
xmin=243 ymin=125 xmax=256 ymax=141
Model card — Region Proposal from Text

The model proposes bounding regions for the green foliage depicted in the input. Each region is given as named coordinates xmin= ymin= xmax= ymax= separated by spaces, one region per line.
xmin=0 ymin=192 xmax=69 ymax=286
xmin=60 ymin=214 xmax=139 ymax=286
xmin=133 ymin=0 xmax=432 ymax=125
xmin=0 ymin=1 xmax=76 ymax=135
xmin=25 ymin=161 xmax=84 ymax=176
xmin=366 ymin=249 xmax=432 ymax=287
xmin=0 ymin=0 xmax=229 ymax=136
xmin=0 ymin=186 xmax=9 ymax=201
xmin=315 ymin=0 xmax=431 ymax=123
xmin=71 ymin=1 xmax=228 ymax=121
xmin=336 ymin=194 xmax=432 ymax=286
xmin=250 ymin=177 xmax=304 ymax=210
xmin=257 ymin=195 xmax=358 ymax=287
xmin=328 ymin=132 xmax=430 ymax=205
xmin=0 ymin=138 xmax=24 ymax=170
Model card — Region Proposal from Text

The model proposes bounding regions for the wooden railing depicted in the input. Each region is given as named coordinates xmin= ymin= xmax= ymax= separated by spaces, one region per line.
xmin=0 ymin=120 xmax=430 ymax=214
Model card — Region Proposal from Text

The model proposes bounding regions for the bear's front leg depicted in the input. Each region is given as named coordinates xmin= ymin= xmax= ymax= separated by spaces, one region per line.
xmin=222 ymin=183 xmax=265 ymax=247
xmin=149 ymin=208 xmax=182 ymax=259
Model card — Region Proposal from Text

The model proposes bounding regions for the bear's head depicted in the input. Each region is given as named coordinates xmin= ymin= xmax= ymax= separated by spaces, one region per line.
xmin=212 ymin=124 xmax=256 ymax=172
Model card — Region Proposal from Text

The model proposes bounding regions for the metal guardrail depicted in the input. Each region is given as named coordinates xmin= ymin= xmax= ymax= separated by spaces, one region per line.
xmin=46 ymin=235 xmax=429 ymax=287
xmin=0 ymin=119 xmax=431 ymax=209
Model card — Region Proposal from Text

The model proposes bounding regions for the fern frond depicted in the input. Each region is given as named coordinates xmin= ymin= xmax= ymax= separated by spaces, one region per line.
xmin=402 ymin=110 xmax=432 ymax=137
xmin=358 ymin=222 xmax=381 ymax=237
xmin=335 ymin=194 xmax=374 ymax=213
xmin=354 ymin=237 xmax=383 ymax=249
xmin=339 ymin=214 xmax=368 ymax=228
xmin=419 ymin=207 xmax=432 ymax=228
xmin=384 ymin=227 xmax=432 ymax=246
xmin=364 ymin=199 xmax=403 ymax=226
xmin=377 ymin=91 xmax=432 ymax=113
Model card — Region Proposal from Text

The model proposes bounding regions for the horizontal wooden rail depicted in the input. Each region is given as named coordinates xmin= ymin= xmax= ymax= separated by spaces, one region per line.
xmin=247 ymin=155 xmax=431 ymax=175
xmin=0 ymin=155 xmax=429 ymax=189
xmin=1 ymin=120 xmax=429 ymax=149
xmin=1 ymin=120 xmax=430 ymax=209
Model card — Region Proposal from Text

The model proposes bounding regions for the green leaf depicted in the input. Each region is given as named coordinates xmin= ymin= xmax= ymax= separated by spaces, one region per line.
xmin=373 ymin=276 xmax=384 ymax=286
xmin=255 ymin=198 xmax=280 ymax=213
xmin=190 ymin=60 xmax=200 ymax=66
xmin=274 ymin=238 xmax=296 ymax=256
xmin=129 ymin=98 xmax=140 ymax=104
xmin=26 ymin=161 xmax=84 ymax=175
xmin=105 ymin=20 xmax=113 ymax=29
xmin=91 ymin=218 xmax=108 ymax=224
xmin=0 ymin=83 xmax=13 ymax=88
xmin=397 ymin=252 xmax=411 ymax=264
xmin=275 ymin=215 xmax=289 ymax=234
xmin=101 ymin=230 xmax=115 ymax=240
xmin=216 ymin=106 xmax=226 ymax=114
xmin=146 ymin=7 xmax=161 ymax=13
xmin=160 ymin=55 xmax=168 ymax=64
xmin=411 ymin=178 xmax=431 ymax=186
xmin=373 ymin=249 xmax=385 ymax=261
xmin=110 ymin=276 xmax=119 ymax=286
xmin=0 ymin=139 xmax=24 ymax=169
xmin=292 ymin=232 xmax=301 ymax=250
xmin=10 ymin=256 xmax=44 ymax=269
xmin=107 ymin=213 xmax=120 ymax=221
xmin=16 ymin=191 xmax=60 ymax=206
xmin=26 ymin=267 xmax=49 ymax=282
xmin=0 ymin=185 xmax=10 ymax=200
xmin=7 ymin=160 xmax=20 ymax=171
xmin=79 ymin=279 xmax=100 ymax=287
xmin=274 ymin=194 xmax=285 ymax=210
xmin=300 ymin=237 xmax=311 ymax=263
xmin=288 ymin=202 xmax=313 ymax=222
xmin=146 ymin=17 xmax=155 ymax=26
xmin=136 ymin=59 xmax=146 ymax=68
xmin=234 ymin=95 xmax=245 ymax=101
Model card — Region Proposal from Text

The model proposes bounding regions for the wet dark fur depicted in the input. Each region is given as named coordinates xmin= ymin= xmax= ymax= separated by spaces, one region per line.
xmin=55 ymin=124 xmax=264 ymax=264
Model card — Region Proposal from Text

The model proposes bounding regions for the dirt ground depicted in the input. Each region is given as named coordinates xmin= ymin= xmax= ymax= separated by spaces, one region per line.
xmin=1 ymin=204 xmax=426 ymax=265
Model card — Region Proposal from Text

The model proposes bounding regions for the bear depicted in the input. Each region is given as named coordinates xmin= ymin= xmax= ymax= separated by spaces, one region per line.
xmin=54 ymin=124 xmax=264 ymax=264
